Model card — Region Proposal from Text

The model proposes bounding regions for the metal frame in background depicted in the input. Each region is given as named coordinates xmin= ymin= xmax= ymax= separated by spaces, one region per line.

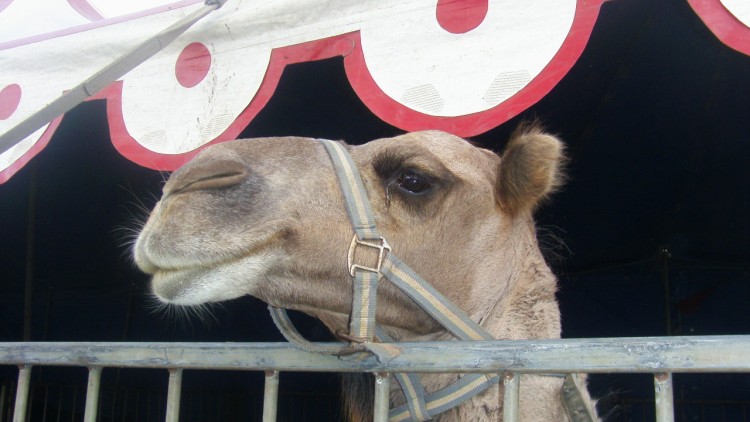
xmin=1 ymin=335 xmax=749 ymax=422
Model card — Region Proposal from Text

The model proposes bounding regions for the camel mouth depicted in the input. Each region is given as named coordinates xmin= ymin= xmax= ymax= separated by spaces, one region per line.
xmin=146 ymin=249 xmax=275 ymax=306
xmin=134 ymin=236 xmax=254 ymax=281
xmin=133 ymin=225 xmax=289 ymax=305
xmin=150 ymin=265 xmax=215 ymax=305
xmin=134 ymin=250 xmax=219 ymax=277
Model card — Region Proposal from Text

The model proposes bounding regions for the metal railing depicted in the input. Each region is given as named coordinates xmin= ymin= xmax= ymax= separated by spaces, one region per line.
xmin=1 ymin=335 xmax=749 ymax=422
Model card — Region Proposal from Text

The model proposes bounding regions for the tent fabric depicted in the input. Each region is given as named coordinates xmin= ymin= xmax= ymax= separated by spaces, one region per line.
xmin=1 ymin=0 xmax=748 ymax=185
xmin=1 ymin=0 xmax=604 ymax=183
xmin=688 ymin=0 xmax=750 ymax=56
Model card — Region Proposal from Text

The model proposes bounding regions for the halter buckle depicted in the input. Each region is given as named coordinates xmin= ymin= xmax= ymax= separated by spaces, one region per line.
xmin=347 ymin=235 xmax=391 ymax=276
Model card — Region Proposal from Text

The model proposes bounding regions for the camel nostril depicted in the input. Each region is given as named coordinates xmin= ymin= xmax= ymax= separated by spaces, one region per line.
xmin=164 ymin=158 xmax=248 ymax=196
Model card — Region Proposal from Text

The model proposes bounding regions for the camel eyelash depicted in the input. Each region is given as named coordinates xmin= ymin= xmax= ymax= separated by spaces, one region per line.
xmin=372 ymin=150 xmax=414 ymax=180
xmin=374 ymin=154 xmax=434 ymax=189
xmin=372 ymin=150 xmax=438 ymax=184
xmin=372 ymin=151 xmax=449 ymax=217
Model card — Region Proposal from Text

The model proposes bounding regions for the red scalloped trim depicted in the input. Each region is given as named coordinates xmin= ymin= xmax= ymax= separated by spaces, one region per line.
xmin=1 ymin=0 xmax=605 ymax=180
xmin=343 ymin=0 xmax=604 ymax=137
xmin=104 ymin=35 xmax=358 ymax=170
xmin=0 ymin=117 xmax=63 ymax=183
xmin=688 ymin=0 xmax=750 ymax=56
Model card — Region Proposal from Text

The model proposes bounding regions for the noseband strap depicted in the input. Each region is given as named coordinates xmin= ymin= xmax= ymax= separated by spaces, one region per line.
xmin=269 ymin=139 xmax=594 ymax=422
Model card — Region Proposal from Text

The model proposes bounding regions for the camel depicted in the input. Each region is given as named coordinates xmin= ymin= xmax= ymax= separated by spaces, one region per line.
xmin=133 ymin=125 xmax=599 ymax=421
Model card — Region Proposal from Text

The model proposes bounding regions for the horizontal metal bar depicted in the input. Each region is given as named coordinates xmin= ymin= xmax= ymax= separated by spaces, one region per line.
xmin=0 ymin=335 xmax=749 ymax=374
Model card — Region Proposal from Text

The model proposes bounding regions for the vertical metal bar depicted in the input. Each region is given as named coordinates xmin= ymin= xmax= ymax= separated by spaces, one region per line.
xmin=83 ymin=367 xmax=103 ymax=422
xmin=373 ymin=373 xmax=390 ymax=422
xmin=42 ymin=384 xmax=49 ymax=421
xmin=13 ymin=365 xmax=32 ymax=422
xmin=654 ymin=372 xmax=675 ymax=422
xmin=165 ymin=369 xmax=182 ymax=422
xmin=147 ymin=390 xmax=154 ymax=420
xmin=1 ymin=384 xmax=6 ymax=422
xmin=122 ymin=389 xmax=129 ymax=422
xmin=56 ymin=385 xmax=63 ymax=422
xmin=110 ymin=387 xmax=117 ymax=421
xmin=42 ymin=286 xmax=53 ymax=340
xmin=503 ymin=372 xmax=520 ymax=422
xmin=196 ymin=390 xmax=202 ymax=421
xmin=262 ymin=371 xmax=279 ymax=422
xmin=134 ymin=390 xmax=141 ymax=422
xmin=70 ymin=387 xmax=77 ymax=422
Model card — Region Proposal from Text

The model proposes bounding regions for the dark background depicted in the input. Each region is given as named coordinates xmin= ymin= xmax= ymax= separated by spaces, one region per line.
xmin=1 ymin=0 xmax=749 ymax=420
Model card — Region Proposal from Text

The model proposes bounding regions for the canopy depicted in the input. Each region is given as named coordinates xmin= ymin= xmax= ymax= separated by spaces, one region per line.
xmin=3 ymin=0 xmax=748 ymax=184
xmin=3 ymin=0 xmax=607 ymax=182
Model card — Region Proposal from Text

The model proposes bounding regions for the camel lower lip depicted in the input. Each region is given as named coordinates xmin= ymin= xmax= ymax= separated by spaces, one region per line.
xmin=146 ymin=253 xmax=268 ymax=306
xmin=150 ymin=266 xmax=210 ymax=304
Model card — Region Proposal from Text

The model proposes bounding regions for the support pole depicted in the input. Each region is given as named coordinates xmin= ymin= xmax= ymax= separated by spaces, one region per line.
xmin=12 ymin=365 xmax=32 ymax=422
xmin=0 ymin=384 xmax=7 ymax=422
xmin=373 ymin=373 xmax=391 ymax=422
xmin=654 ymin=372 xmax=674 ymax=422
xmin=23 ymin=167 xmax=37 ymax=342
xmin=660 ymin=248 xmax=672 ymax=335
xmin=503 ymin=372 xmax=520 ymax=422
xmin=83 ymin=367 xmax=102 ymax=422
xmin=262 ymin=371 xmax=279 ymax=422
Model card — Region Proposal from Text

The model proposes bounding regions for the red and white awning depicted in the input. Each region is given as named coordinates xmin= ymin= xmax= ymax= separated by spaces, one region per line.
xmin=688 ymin=0 xmax=750 ymax=56
xmin=1 ymin=0 xmax=603 ymax=183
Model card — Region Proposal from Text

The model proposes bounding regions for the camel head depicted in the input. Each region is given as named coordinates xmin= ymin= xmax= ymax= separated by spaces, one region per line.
xmin=133 ymin=126 xmax=565 ymax=340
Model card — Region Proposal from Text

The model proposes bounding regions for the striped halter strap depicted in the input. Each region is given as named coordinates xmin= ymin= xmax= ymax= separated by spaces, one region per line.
xmin=269 ymin=139 xmax=594 ymax=422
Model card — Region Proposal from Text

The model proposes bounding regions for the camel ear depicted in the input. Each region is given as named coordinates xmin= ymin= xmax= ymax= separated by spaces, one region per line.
xmin=496 ymin=125 xmax=566 ymax=215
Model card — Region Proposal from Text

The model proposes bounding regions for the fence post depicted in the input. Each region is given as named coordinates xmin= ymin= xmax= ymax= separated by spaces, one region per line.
xmin=165 ymin=369 xmax=182 ymax=422
xmin=654 ymin=372 xmax=674 ymax=422
xmin=1 ymin=383 xmax=6 ymax=421
xmin=12 ymin=365 xmax=32 ymax=422
xmin=373 ymin=373 xmax=391 ymax=422
xmin=83 ymin=367 xmax=103 ymax=422
xmin=503 ymin=372 xmax=520 ymax=422
xmin=262 ymin=371 xmax=279 ymax=422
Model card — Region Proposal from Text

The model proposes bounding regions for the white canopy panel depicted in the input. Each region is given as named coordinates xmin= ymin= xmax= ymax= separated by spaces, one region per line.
xmin=0 ymin=0 xmax=606 ymax=182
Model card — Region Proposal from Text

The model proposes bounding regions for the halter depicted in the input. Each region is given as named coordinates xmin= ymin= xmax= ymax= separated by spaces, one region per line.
xmin=269 ymin=139 xmax=594 ymax=421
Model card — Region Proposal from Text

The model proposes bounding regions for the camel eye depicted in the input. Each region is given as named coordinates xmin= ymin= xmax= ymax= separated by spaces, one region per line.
xmin=397 ymin=170 xmax=431 ymax=194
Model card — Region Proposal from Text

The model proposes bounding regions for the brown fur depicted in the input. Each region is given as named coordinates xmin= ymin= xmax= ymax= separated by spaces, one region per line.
xmin=133 ymin=128 xmax=597 ymax=421
xmin=497 ymin=124 xmax=566 ymax=216
xmin=341 ymin=373 xmax=375 ymax=422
